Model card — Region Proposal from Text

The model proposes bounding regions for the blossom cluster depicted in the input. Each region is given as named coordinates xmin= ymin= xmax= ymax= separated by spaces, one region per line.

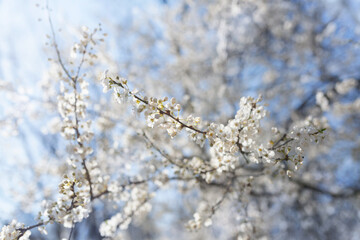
xmin=207 ymin=95 xmax=271 ymax=172
xmin=274 ymin=116 xmax=328 ymax=176
xmin=37 ymin=173 xmax=91 ymax=228
xmin=0 ymin=220 xmax=31 ymax=240
xmin=101 ymin=73 xmax=328 ymax=181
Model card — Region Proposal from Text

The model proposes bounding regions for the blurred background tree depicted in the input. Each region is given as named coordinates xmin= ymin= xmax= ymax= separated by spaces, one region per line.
xmin=0 ymin=0 xmax=359 ymax=239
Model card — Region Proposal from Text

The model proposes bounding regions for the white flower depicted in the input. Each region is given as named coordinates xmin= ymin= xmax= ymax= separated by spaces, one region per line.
xmin=100 ymin=70 xmax=110 ymax=93
xmin=316 ymin=91 xmax=329 ymax=111
xmin=335 ymin=78 xmax=357 ymax=95
xmin=204 ymin=218 xmax=213 ymax=227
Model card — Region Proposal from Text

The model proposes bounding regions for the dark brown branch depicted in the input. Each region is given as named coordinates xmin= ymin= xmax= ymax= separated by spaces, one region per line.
xmin=290 ymin=178 xmax=360 ymax=198
xmin=16 ymin=222 xmax=45 ymax=240
xmin=93 ymin=190 xmax=110 ymax=200
xmin=270 ymin=129 xmax=326 ymax=150
xmin=271 ymin=133 xmax=286 ymax=149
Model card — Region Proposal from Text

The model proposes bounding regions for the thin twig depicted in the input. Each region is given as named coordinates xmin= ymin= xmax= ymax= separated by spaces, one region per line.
xmin=142 ymin=131 xmax=216 ymax=173
xmin=110 ymin=80 xmax=207 ymax=135
xmin=68 ymin=223 xmax=75 ymax=240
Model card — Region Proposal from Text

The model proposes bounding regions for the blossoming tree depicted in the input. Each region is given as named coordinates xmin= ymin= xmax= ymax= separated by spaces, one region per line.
xmin=1 ymin=0 xmax=360 ymax=239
